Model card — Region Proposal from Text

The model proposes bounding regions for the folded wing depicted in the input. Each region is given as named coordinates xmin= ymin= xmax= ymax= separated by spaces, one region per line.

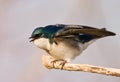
xmin=54 ymin=24 xmax=116 ymax=43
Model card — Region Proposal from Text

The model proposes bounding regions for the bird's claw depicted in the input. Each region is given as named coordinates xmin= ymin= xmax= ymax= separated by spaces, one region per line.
xmin=51 ymin=60 xmax=58 ymax=68
xmin=51 ymin=59 xmax=67 ymax=69
xmin=59 ymin=60 xmax=67 ymax=69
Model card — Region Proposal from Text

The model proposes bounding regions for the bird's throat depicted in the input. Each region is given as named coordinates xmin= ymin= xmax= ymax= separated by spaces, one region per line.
xmin=33 ymin=38 xmax=51 ymax=50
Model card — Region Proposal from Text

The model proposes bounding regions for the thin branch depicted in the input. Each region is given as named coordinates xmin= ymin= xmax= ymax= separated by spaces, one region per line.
xmin=42 ymin=55 xmax=120 ymax=77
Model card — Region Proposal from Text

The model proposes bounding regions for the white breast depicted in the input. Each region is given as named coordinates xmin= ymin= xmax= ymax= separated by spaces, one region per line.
xmin=33 ymin=38 xmax=51 ymax=50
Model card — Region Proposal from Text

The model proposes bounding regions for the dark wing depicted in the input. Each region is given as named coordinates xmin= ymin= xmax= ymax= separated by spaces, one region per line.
xmin=54 ymin=24 xmax=116 ymax=43
xmin=55 ymin=24 xmax=116 ymax=37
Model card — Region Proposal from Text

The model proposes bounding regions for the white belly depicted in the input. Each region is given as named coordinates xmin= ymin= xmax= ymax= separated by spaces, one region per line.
xmin=33 ymin=38 xmax=95 ymax=62
xmin=49 ymin=41 xmax=82 ymax=62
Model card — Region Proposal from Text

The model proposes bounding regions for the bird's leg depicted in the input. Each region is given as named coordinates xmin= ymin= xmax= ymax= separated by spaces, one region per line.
xmin=51 ymin=59 xmax=62 ymax=68
xmin=51 ymin=59 xmax=67 ymax=69
xmin=59 ymin=60 xmax=67 ymax=69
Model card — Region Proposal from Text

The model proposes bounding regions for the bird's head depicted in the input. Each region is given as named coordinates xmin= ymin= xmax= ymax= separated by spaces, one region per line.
xmin=29 ymin=27 xmax=44 ymax=42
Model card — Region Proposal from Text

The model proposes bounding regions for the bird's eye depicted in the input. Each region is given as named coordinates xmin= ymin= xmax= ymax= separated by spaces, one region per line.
xmin=34 ymin=34 xmax=40 ymax=38
xmin=29 ymin=33 xmax=42 ymax=42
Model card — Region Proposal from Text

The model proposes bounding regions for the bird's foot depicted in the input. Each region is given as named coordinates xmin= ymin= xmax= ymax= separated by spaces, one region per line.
xmin=51 ymin=59 xmax=61 ymax=68
xmin=59 ymin=60 xmax=67 ymax=69
xmin=51 ymin=59 xmax=67 ymax=69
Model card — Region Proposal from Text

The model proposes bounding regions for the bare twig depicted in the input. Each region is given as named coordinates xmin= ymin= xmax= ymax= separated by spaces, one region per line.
xmin=42 ymin=55 xmax=120 ymax=77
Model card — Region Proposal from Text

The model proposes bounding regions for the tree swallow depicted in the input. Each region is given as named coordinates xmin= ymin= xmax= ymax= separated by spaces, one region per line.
xmin=29 ymin=24 xmax=116 ymax=68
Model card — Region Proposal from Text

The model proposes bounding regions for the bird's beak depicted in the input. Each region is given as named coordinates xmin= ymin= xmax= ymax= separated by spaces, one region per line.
xmin=29 ymin=36 xmax=34 ymax=42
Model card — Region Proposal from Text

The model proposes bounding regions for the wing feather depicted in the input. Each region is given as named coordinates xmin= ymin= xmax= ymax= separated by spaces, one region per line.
xmin=55 ymin=24 xmax=116 ymax=38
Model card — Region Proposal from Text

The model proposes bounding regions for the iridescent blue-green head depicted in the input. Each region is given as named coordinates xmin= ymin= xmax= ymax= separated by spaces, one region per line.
xmin=29 ymin=27 xmax=44 ymax=42
xmin=29 ymin=25 xmax=64 ymax=43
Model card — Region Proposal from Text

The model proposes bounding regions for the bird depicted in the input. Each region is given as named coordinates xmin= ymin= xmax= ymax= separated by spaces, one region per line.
xmin=29 ymin=24 xmax=116 ymax=68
